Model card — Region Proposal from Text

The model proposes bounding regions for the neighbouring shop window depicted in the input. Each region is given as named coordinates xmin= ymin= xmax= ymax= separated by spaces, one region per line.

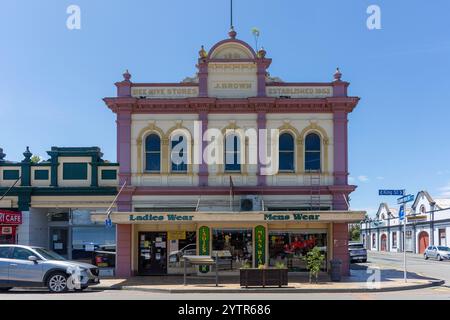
xmin=168 ymin=231 xmax=196 ymax=268
xmin=224 ymin=134 xmax=241 ymax=172
xmin=439 ymin=229 xmax=446 ymax=246
xmin=212 ymin=229 xmax=252 ymax=270
xmin=72 ymin=226 xmax=116 ymax=265
xmin=145 ymin=134 xmax=161 ymax=172
xmin=34 ymin=169 xmax=49 ymax=180
xmin=101 ymin=169 xmax=117 ymax=180
xmin=171 ymin=134 xmax=188 ymax=173
xmin=269 ymin=231 xmax=327 ymax=271
xmin=305 ymin=133 xmax=321 ymax=171
xmin=392 ymin=232 xmax=397 ymax=248
xmin=63 ymin=163 xmax=88 ymax=180
xmin=3 ymin=170 xmax=20 ymax=180
xmin=279 ymin=133 xmax=294 ymax=172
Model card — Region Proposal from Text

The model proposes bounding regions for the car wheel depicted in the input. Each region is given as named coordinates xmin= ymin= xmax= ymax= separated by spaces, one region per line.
xmin=0 ymin=287 xmax=12 ymax=292
xmin=437 ymin=254 xmax=443 ymax=261
xmin=47 ymin=272 xmax=69 ymax=293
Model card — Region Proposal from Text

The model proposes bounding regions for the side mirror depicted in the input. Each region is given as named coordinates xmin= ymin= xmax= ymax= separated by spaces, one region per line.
xmin=28 ymin=255 xmax=39 ymax=263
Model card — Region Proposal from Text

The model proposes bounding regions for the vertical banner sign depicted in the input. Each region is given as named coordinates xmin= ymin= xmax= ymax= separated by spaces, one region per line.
xmin=255 ymin=225 xmax=266 ymax=267
xmin=199 ymin=226 xmax=210 ymax=273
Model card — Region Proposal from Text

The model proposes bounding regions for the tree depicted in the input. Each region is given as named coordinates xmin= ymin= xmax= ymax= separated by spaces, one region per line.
xmin=304 ymin=247 xmax=325 ymax=283
xmin=349 ymin=224 xmax=361 ymax=241
xmin=30 ymin=155 xmax=41 ymax=163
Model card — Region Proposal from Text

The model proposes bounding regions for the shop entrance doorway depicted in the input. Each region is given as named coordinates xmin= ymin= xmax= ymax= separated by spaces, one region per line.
xmin=138 ymin=232 xmax=168 ymax=275
xmin=49 ymin=227 xmax=69 ymax=258
xmin=418 ymin=231 xmax=429 ymax=254
xmin=380 ymin=234 xmax=387 ymax=251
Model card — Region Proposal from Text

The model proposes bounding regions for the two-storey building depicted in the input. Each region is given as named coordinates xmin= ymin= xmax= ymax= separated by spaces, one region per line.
xmin=92 ymin=29 xmax=364 ymax=277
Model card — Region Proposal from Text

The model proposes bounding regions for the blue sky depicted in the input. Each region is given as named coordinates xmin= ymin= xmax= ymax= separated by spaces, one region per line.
xmin=1 ymin=1 xmax=450 ymax=215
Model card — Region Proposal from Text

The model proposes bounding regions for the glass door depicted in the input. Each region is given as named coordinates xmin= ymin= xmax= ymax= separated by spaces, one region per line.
xmin=49 ymin=227 xmax=69 ymax=258
xmin=138 ymin=232 xmax=167 ymax=275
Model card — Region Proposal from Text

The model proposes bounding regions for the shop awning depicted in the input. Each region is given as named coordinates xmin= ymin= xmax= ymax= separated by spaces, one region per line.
xmin=91 ymin=210 xmax=366 ymax=224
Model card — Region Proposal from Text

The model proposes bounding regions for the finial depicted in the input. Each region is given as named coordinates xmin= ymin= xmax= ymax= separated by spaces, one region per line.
xmin=23 ymin=146 xmax=32 ymax=163
xmin=334 ymin=67 xmax=342 ymax=81
xmin=199 ymin=45 xmax=207 ymax=58
xmin=257 ymin=47 xmax=266 ymax=58
xmin=0 ymin=148 xmax=5 ymax=162
xmin=123 ymin=69 xmax=131 ymax=82
xmin=228 ymin=26 xmax=237 ymax=39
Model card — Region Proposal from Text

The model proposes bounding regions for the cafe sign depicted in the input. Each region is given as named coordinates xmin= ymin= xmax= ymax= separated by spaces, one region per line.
xmin=0 ymin=210 xmax=22 ymax=225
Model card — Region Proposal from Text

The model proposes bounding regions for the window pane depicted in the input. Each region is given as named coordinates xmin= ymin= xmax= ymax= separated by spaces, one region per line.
xmin=305 ymin=133 xmax=320 ymax=151
xmin=225 ymin=135 xmax=241 ymax=172
xmin=146 ymin=153 xmax=161 ymax=171
xmin=12 ymin=247 xmax=33 ymax=260
xmin=279 ymin=133 xmax=294 ymax=151
xmin=145 ymin=134 xmax=161 ymax=152
xmin=279 ymin=152 xmax=294 ymax=171
xmin=305 ymin=152 xmax=321 ymax=171
xmin=171 ymin=135 xmax=187 ymax=172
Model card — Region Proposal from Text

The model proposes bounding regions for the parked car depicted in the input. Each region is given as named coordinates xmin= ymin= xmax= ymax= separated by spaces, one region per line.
xmin=0 ymin=245 xmax=100 ymax=293
xmin=424 ymin=246 xmax=450 ymax=261
xmin=348 ymin=242 xmax=367 ymax=263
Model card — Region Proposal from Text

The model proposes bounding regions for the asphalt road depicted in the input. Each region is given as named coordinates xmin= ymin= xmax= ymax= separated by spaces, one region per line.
xmin=365 ymin=250 xmax=450 ymax=285
xmin=1 ymin=251 xmax=449 ymax=300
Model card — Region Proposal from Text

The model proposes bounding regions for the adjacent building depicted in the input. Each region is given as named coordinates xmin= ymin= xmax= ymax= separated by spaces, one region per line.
xmin=361 ymin=191 xmax=450 ymax=254
xmin=0 ymin=146 xmax=118 ymax=274
xmin=91 ymin=29 xmax=364 ymax=277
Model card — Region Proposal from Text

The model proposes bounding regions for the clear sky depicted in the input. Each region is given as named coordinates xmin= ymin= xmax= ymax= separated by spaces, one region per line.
xmin=1 ymin=1 xmax=449 ymax=216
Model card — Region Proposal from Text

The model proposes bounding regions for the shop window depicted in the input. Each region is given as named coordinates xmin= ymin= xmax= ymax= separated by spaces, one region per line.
xmin=392 ymin=232 xmax=397 ymax=248
xmin=278 ymin=133 xmax=294 ymax=172
xmin=224 ymin=135 xmax=241 ymax=172
xmin=145 ymin=134 xmax=161 ymax=172
xmin=439 ymin=229 xmax=446 ymax=246
xmin=269 ymin=231 xmax=327 ymax=271
xmin=171 ymin=134 xmax=188 ymax=173
xmin=212 ymin=229 xmax=252 ymax=270
xmin=63 ymin=163 xmax=88 ymax=180
xmin=72 ymin=226 xmax=116 ymax=266
xmin=168 ymin=231 xmax=196 ymax=268
xmin=34 ymin=169 xmax=49 ymax=180
xmin=3 ymin=169 xmax=20 ymax=180
xmin=101 ymin=169 xmax=117 ymax=180
xmin=305 ymin=133 xmax=321 ymax=171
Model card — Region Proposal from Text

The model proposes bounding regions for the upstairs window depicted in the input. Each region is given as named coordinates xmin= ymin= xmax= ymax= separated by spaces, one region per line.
xmin=305 ymin=133 xmax=321 ymax=171
xmin=225 ymin=135 xmax=241 ymax=172
xmin=145 ymin=134 xmax=161 ymax=172
xmin=171 ymin=134 xmax=188 ymax=173
xmin=279 ymin=133 xmax=294 ymax=172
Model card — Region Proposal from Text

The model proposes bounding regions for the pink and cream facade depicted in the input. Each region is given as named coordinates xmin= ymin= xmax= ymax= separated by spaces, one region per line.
xmin=94 ymin=31 xmax=364 ymax=277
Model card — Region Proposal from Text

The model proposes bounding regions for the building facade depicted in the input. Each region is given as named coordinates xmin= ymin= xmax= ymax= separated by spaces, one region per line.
xmin=361 ymin=191 xmax=450 ymax=254
xmin=92 ymin=29 xmax=364 ymax=277
xmin=0 ymin=147 xmax=118 ymax=275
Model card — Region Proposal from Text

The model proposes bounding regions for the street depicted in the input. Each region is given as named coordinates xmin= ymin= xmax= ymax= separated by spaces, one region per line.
xmin=0 ymin=251 xmax=449 ymax=300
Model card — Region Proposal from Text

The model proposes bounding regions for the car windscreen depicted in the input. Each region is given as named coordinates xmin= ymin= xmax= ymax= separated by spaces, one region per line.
xmin=33 ymin=248 xmax=66 ymax=261
xmin=437 ymin=246 xmax=450 ymax=251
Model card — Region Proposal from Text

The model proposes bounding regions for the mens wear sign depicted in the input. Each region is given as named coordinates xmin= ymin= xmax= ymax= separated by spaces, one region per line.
xmin=0 ymin=210 xmax=22 ymax=225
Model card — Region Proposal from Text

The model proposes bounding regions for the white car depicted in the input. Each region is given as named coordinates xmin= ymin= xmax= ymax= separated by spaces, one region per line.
xmin=424 ymin=245 xmax=450 ymax=261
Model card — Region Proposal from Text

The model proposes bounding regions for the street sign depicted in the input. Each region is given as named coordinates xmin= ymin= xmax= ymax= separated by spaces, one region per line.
xmin=379 ymin=189 xmax=404 ymax=196
xmin=397 ymin=194 xmax=414 ymax=204
xmin=105 ymin=218 xmax=112 ymax=228
xmin=399 ymin=205 xmax=405 ymax=220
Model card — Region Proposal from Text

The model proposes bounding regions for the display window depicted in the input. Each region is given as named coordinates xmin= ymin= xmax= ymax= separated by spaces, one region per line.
xmin=0 ymin=226 xmax=16 ymax=244
xmin=269 ymin=231 xmax=327 ymax=271
xmin=168 ymin=231 xmax=196 ymax=268
xmin=212 ymin=228 xmax=252 ymax=270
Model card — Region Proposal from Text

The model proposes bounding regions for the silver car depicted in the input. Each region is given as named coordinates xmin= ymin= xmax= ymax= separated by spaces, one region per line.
xmin=424 ymin=245 xmax=450 ymax=261
xmin=0 ymin=245 xmax=100 ymax=293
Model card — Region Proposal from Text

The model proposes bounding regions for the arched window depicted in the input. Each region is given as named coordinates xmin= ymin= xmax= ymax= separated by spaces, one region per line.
xmin=224 ymin=134 xmax=241 ymax=172
xmin=279 ymin=133 xmax=294 ymax=172
xmin=171 ymin=134 xmax=188 ymax=173
xmin=145 ymin=134 xmax=161 ymax=172
xmin=305 ymin=133 xmax=321 ymax=171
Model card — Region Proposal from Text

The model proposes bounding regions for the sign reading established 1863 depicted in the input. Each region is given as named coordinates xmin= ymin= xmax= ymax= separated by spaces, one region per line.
xmin=254 ymin=225 xmax=266 ymax=267
xmin=198 ymin=226 xmax=210 ymax=273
